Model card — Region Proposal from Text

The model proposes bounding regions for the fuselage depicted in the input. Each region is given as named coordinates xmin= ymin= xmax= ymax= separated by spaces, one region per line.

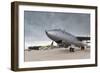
xmin=45 ymin=29 xmax=86 ymax=47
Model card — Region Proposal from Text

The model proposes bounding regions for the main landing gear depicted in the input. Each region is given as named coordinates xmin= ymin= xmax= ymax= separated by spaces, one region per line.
xmin=81 ymin=46 xmax=85 ymax=50
xmin=69 ymin=47 xmax=75 ymax=52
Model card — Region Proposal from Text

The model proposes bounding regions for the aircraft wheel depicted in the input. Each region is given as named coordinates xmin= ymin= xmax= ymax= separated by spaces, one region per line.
xmin=70 ymin=47 xmax=75 ymax=52
xmin=81 ymin=46 xmax=85 ymax=50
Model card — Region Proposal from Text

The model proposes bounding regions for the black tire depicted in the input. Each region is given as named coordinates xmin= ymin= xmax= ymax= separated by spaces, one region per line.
xmin=70 ymin=47 xmax=75 ymax=52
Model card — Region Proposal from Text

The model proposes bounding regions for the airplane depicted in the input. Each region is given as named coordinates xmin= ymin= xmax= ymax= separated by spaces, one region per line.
xmin=45 ymin=29 xmax=90 ymax=52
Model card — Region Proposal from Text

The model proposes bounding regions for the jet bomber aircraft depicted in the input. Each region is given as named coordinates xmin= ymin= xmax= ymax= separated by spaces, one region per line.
xmin=45 ymin=29 xmax=90 ymax=52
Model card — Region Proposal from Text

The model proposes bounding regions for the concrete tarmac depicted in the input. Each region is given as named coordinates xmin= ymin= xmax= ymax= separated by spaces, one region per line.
xmin=24 ymin=48 xmax=90 ymax=62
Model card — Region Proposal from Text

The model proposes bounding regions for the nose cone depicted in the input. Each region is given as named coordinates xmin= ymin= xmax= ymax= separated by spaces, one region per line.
xmin=45 ymin=30 xmax=56 ymax=39
xmin=45 ymin=30 xmax=54 ymax=37
xmin=45 ymin=30 xmax=59 ymax=41
xmin=45 ymin=30 xmax=48 ymax=36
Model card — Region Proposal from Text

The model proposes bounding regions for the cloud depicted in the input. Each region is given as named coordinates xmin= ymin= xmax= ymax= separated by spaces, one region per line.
xmin=24 ymin=11 xmax=90 ymax=43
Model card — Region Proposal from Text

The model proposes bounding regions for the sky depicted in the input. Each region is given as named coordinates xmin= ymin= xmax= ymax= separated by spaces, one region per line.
xmin=24 ymin=11 xmax=90 ymax=48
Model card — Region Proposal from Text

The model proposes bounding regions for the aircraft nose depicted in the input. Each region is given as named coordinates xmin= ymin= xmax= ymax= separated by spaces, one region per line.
xmin=45 ymin=30 xmax=54 ymax=36
xmin=45 ymin=30 xmax=50 ymax=36
xmin=45 ymin=30 xmax=59 ymax=41
xmin=45 ymin=30 xmax=48 ymax=35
